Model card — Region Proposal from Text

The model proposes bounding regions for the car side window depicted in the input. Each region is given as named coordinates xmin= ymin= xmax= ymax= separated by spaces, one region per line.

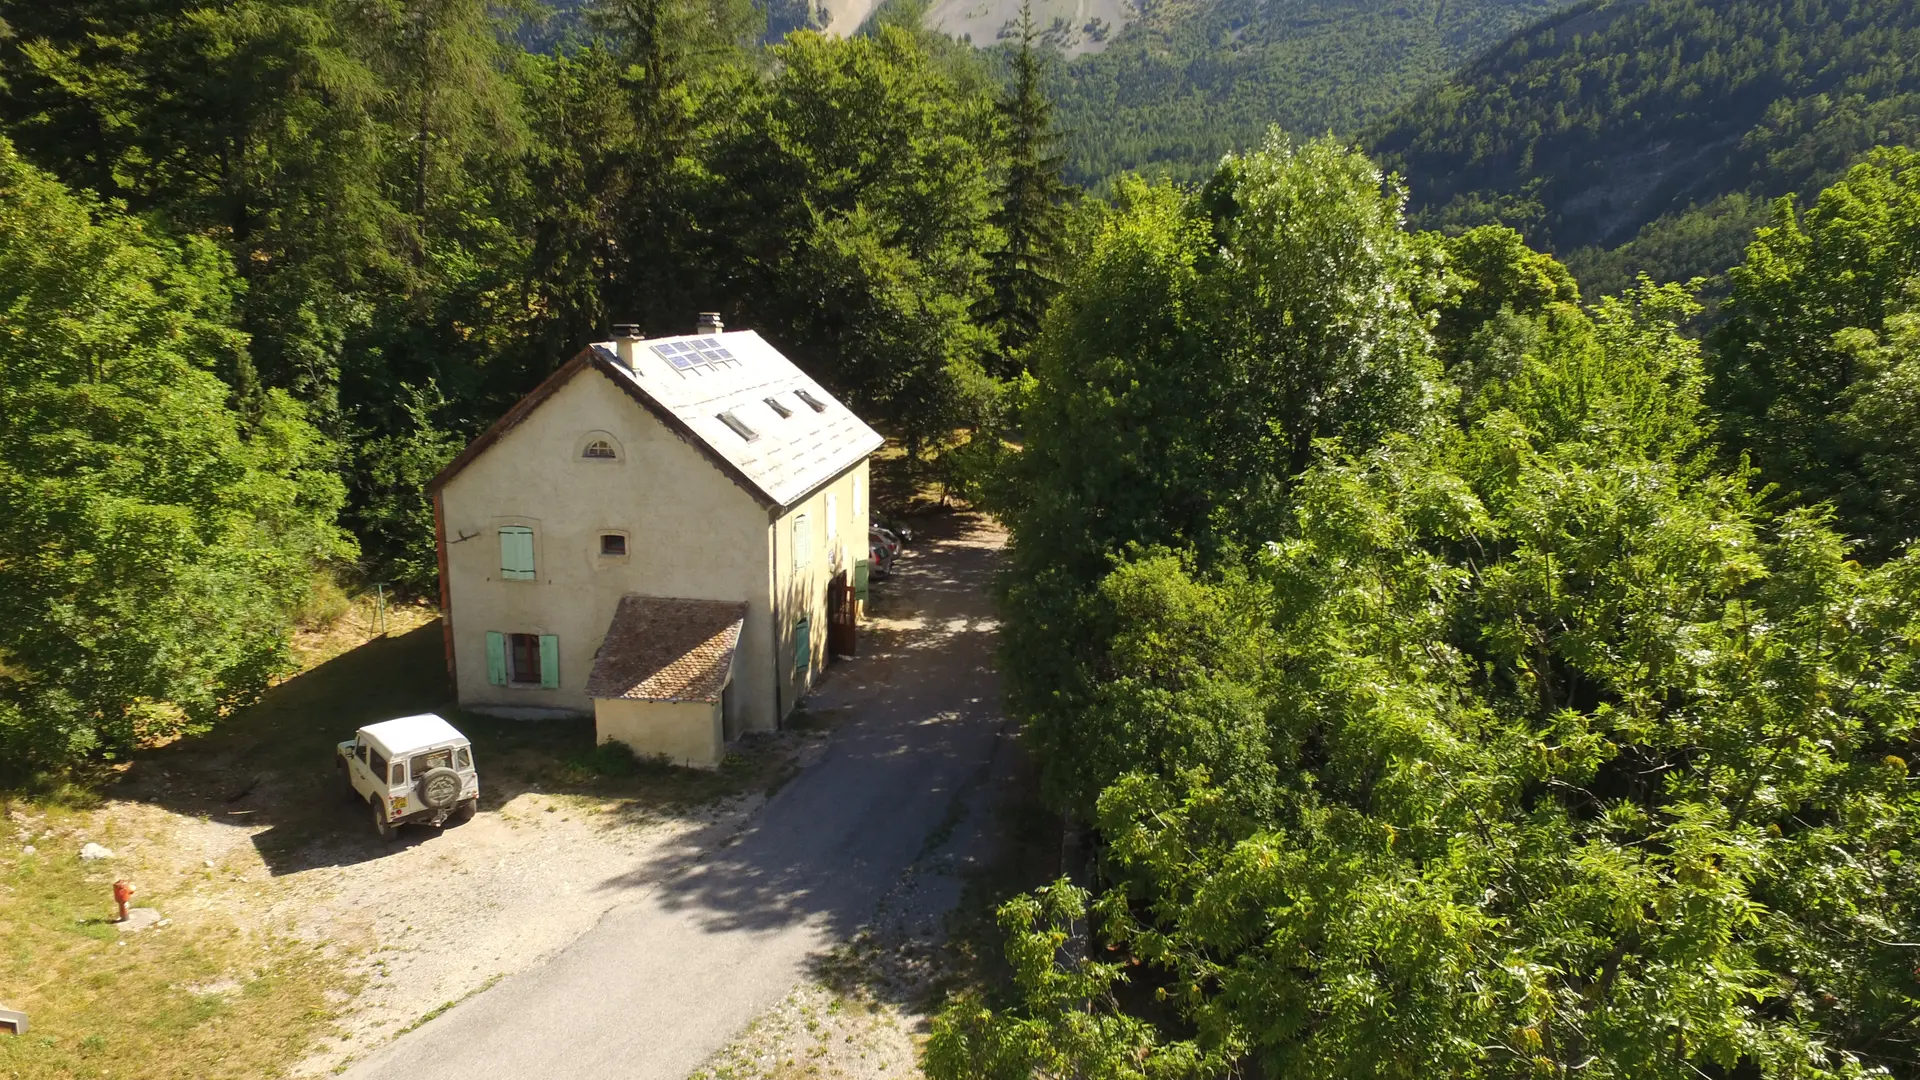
xmin=454 ymin=747 xmax=472 ymax=770
xmin=390 ymin=762 xmax=406 ymax=786
xmin=356 ymin=743 xmax=368 ymax=764
xmin=371 ymin=750 xmax=389 ymax=784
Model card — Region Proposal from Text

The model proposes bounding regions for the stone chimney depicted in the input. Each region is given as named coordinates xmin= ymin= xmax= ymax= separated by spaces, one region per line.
xmin=696 ymin=312 xmax=724 ymax=335
xmin=611 ymin=323 xmax=642 ymax=369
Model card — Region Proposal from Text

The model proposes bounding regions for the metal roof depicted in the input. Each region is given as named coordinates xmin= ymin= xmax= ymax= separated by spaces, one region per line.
xmin=590 ymin=331 xmax=884 ymax=509
xmin=357 ymin=713 xmax=467 ymax=757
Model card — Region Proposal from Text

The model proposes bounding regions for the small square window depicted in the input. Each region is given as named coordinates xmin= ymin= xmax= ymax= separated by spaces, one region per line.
xmin=600 ymin=533 xmax=628 ymax=557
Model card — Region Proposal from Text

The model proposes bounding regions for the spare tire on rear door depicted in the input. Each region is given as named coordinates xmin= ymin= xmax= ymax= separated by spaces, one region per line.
xmin=417 ymin=766 xmax=462 ymax=810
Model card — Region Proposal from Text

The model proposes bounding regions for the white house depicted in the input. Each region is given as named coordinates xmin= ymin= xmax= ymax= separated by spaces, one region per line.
xmin=428 ymin=316 xmax=883 ymax=766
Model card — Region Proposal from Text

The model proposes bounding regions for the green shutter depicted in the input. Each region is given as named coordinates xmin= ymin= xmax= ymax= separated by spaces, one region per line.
xmin=500 ymin=526 xmax=535 ymax=580
xmin=485 ymin=631 xmax=507 ymax=685
xmin=539 ymin=634 xmax=560 ymax=689
xmin=793 ymin=618 xmax=809 ymax=676
xmin=854 ymin=560 xmax=870 ymax=602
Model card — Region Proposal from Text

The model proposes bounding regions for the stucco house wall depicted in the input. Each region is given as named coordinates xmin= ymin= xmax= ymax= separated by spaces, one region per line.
xmin=594 ymin=699 xmax=724 ymax=768
xmin=438 ymin=370 xmax=778 ymax=730
xmin=769 ymin=459 xmax=869 ymax=718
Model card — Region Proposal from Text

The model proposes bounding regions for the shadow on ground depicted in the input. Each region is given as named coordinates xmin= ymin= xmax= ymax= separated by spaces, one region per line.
xmin=577 ymin=509 xmax=1032 ymax=1004
xmin=110 ymin=614 xmax=798 ymax=877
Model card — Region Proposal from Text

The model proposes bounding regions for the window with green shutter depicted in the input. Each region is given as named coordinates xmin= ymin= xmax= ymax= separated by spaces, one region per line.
xmin=486 ymin=631 xmax=507 ymax=685
xmin=854 ymin=560 xmax=870 ymax=602
xmin=793 ymin=618 xmax=810 ymax=676
xmin=499 ymin=526 xmax=535 ymax=580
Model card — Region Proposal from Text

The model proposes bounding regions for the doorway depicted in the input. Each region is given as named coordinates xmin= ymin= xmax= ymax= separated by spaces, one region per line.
xmin=827 ymin=573 xmax=857 ymax=657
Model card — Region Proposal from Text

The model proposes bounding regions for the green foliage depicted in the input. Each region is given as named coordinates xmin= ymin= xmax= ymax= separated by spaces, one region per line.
xmin=955 ymin=133 xmax=1920 ymax=1074
xmin=1433 ymin=224 xmax=1582 ymax=370
xmin=1370 ymin=0 xmax=1920 ymax=292
xmin=346 ymin=385 xmax=464 ymax=593
xmin=0 ymin=140 xmax=350 ymax=774
xmin=698 ymin=26 xmax=1000 ymax=451
xmin=1002 ymin=133 xmax=1443 ymax=812
xmin=1046 ymin=0 xmax=1565 ymax=188
xmin=1710 ymin=147 xmax=1920 ymax=552
xmin=927 ymin=881 xmax=1223 ymax=1078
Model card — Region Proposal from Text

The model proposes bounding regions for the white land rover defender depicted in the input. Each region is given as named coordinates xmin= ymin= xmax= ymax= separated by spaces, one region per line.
xmin=337 ymin=713 xmax=480 ymax=839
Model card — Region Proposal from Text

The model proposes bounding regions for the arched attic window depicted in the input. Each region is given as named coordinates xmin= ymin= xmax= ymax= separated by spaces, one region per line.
xmin=582 ymin=438 xmax=617 ymax=460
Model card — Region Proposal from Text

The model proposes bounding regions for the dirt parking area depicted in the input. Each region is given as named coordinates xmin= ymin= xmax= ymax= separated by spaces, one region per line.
xmin=3 ymin=616 xmax=822 ymax=1080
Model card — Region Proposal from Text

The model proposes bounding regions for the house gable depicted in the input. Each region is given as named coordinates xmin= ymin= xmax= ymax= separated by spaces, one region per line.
xmin=430 ymin=350 xmax=775 ymax=509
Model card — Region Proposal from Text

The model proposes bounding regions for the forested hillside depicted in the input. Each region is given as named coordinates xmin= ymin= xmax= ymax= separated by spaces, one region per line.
xmin=1370 ymin=0 xmax=1920 ymax=293
xmin=1049 ymin=0 xmax=1566 ymax=185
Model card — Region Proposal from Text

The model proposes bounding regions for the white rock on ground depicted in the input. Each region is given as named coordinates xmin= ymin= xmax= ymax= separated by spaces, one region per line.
xmin=79 ymin=842 xmax=113 ymax=860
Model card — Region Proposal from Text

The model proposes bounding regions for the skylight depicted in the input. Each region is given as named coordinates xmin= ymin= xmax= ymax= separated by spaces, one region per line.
xmin=717 ymin=410 xmax=758 ymax=441
xmin=765 ymin=396 xmax=792 ymax=418
xmin=794 ymin=388 xmax=828 ymax=413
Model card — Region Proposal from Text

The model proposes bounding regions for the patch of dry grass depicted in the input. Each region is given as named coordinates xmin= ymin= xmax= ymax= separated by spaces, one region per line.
xmin=0 ymin=805 xmax=354 ymax=1080
xmin=288 ymin=587 xmax=438 ymax=673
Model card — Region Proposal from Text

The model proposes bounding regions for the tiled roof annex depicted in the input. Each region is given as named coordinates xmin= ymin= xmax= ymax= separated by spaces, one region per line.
xmin=584 ymin=596 xmax=747 ymax=704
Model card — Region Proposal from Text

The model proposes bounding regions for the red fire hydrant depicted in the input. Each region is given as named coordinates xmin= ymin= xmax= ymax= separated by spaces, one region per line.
xmin=112 ymin=879 xmax=135 ymax=922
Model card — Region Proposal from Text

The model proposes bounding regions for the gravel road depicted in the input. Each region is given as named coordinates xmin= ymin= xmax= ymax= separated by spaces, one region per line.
xmin=341 ymin=513 xmax=1010 ymax=1080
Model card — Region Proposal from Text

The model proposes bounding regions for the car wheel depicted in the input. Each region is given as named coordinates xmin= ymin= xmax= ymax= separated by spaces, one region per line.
xmin=452 ymin=797 xmax=477 ymax=825
xmin=371 ymin=798 xmax=398 ymax=841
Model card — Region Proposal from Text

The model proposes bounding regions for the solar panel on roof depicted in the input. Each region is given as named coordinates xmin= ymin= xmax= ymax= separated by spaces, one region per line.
xmin=650 ymin=337 xmax=741 ymax=374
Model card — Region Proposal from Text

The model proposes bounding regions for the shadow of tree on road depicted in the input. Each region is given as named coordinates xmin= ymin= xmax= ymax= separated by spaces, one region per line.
xmin=588 ymin=512 xmax=1015 ymax=958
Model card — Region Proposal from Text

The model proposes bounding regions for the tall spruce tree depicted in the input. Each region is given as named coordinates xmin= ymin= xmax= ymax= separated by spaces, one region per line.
xmin=981 ymin=2 xmax=1071 ymax=374
xmin=594 ymin=0 xmax=759 ymax=334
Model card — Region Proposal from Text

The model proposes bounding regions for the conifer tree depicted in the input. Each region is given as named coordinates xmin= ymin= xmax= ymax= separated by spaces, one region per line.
xmin=981 ymin=2 xmax=1072 ymax=374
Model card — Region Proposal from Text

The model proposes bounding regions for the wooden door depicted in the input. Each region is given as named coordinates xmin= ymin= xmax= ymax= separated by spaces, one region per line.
xmin=827 ymin=575 xmax=857 ymax=657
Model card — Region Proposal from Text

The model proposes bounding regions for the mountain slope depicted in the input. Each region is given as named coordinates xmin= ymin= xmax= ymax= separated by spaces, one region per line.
xmin=1047 ymin=0 xmax=1568 ymax=186
xmin=1369 ymin=0 xmax=1920 ymax=291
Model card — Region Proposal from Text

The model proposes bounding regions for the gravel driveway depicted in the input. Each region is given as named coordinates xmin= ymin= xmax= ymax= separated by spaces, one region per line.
xmin=341 ymin=512 xmax=1010 ymax=1080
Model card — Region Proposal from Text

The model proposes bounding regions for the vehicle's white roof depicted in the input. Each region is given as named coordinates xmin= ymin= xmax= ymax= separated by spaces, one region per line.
xmin=358 ymin=713 xmax=466 ymax=756
xmin=589 ymin=331 xmax=884 ymax=508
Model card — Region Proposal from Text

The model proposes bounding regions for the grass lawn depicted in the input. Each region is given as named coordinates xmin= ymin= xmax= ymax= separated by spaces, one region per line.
xmin=0 ymin=805 xmax=349 ymax=1080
